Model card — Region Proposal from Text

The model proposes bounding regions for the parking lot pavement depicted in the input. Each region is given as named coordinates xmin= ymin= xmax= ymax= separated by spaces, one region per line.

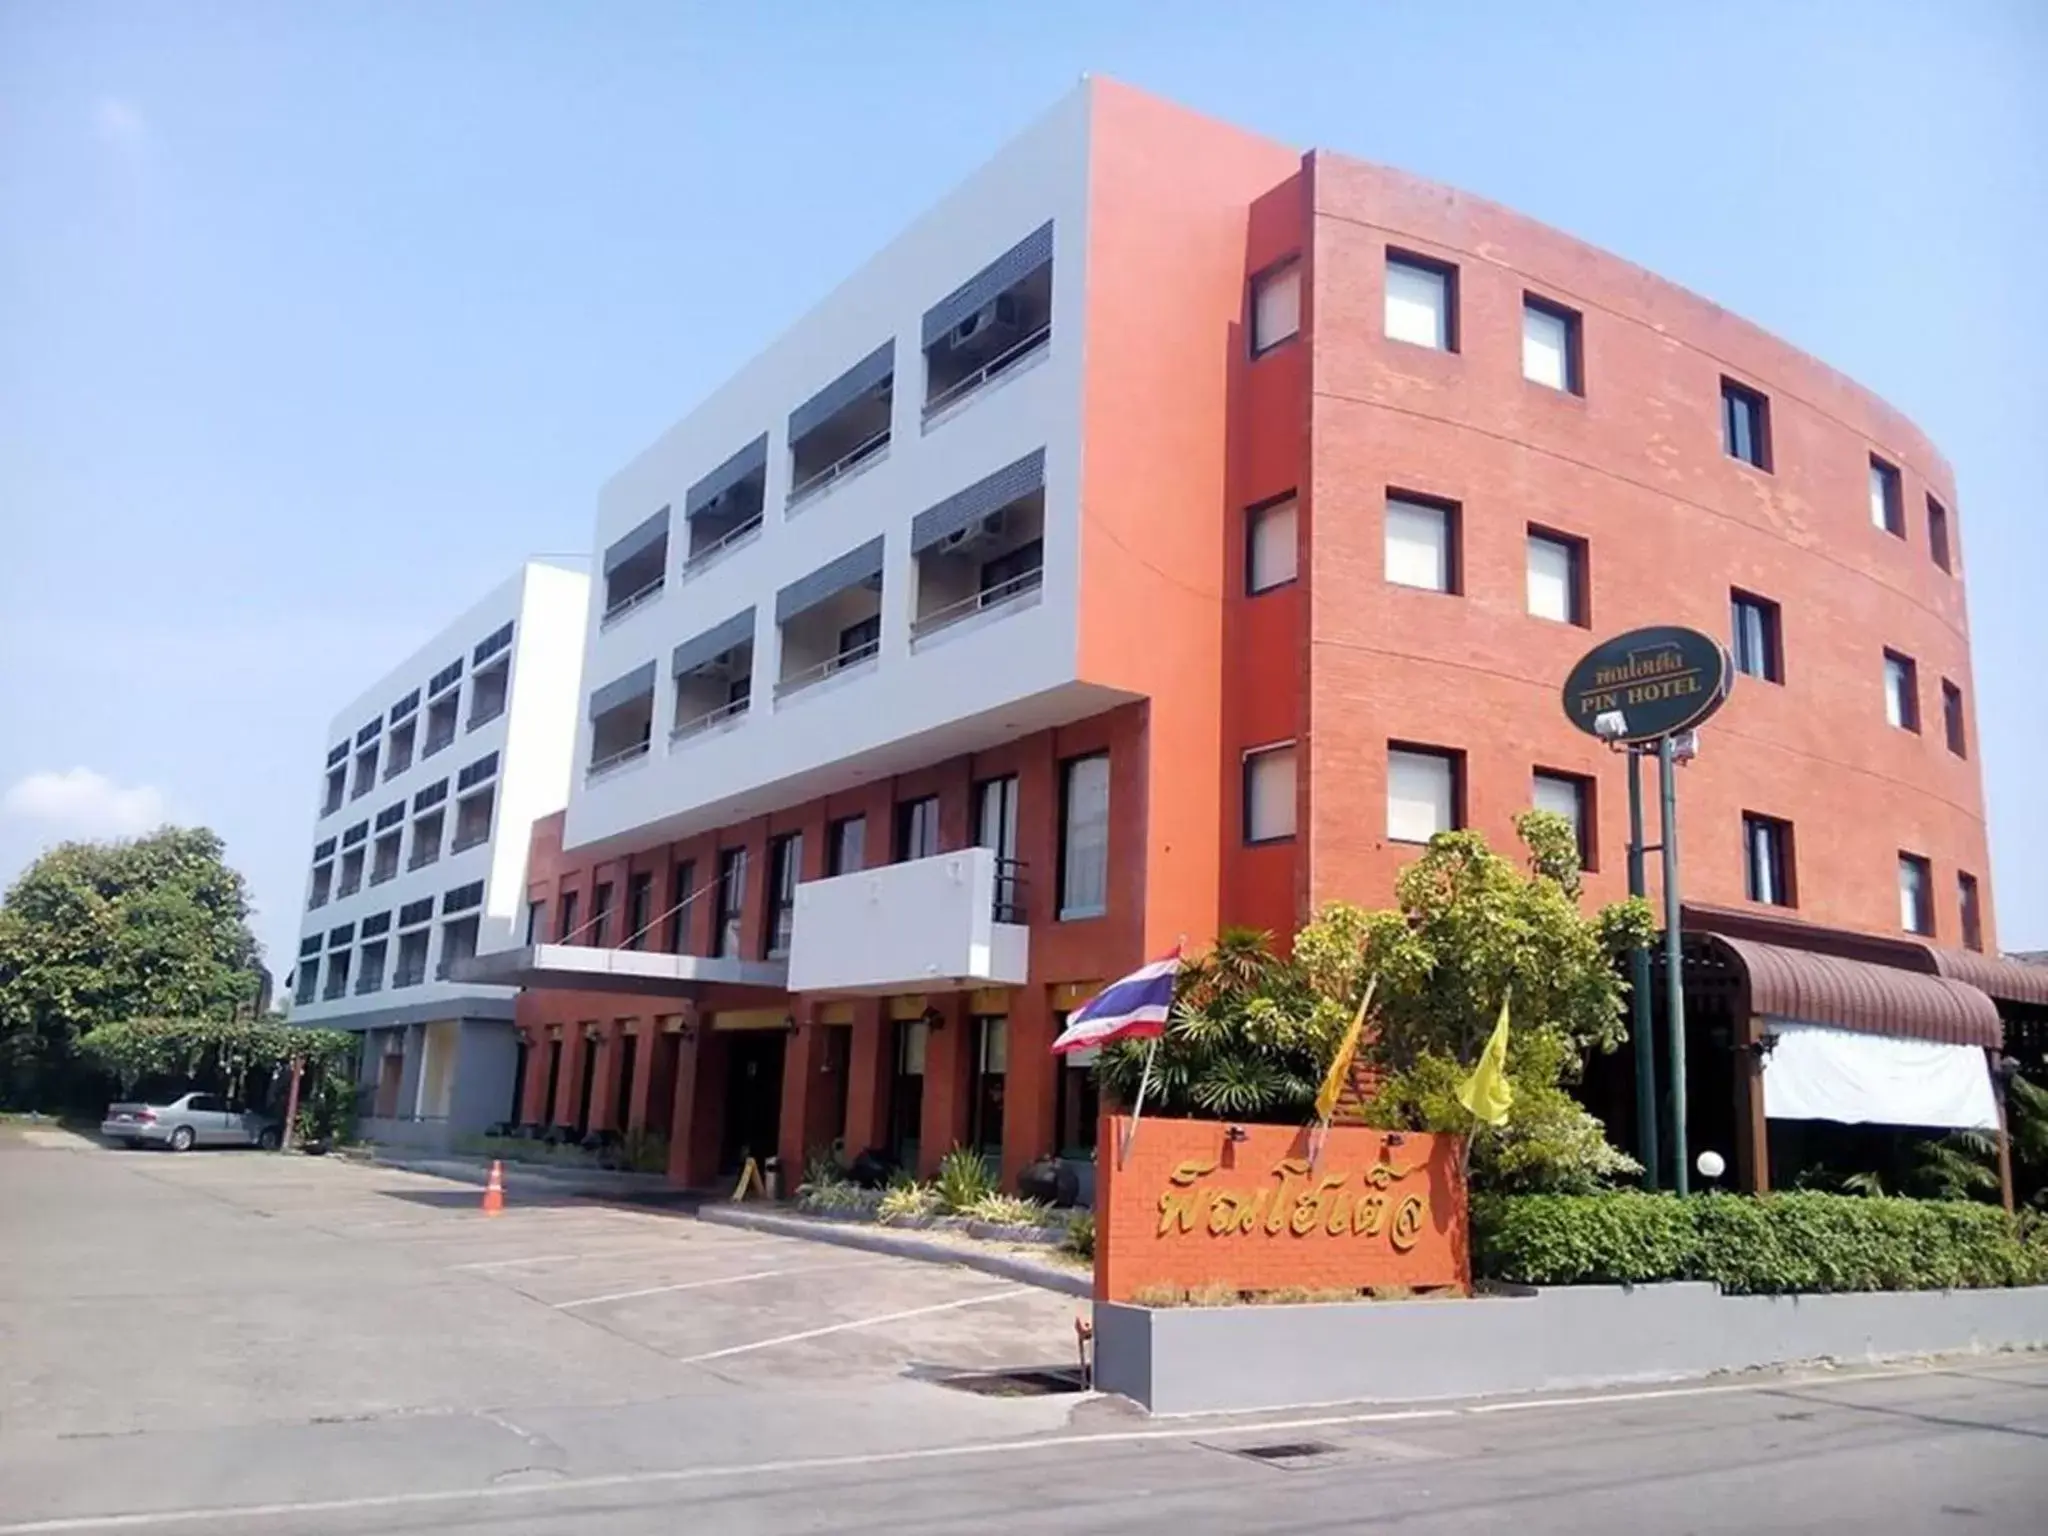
xmin=0 ymin=1132 xmax=1096 ymax=1527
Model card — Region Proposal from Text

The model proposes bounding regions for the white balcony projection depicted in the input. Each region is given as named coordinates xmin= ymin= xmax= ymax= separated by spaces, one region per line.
xmin=786 ymin=845 xmax=1029 ymax=995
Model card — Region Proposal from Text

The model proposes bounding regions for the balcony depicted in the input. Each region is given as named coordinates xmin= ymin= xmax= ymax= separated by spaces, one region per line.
xmin=908 ymin=453 xmax=1046 ymax=650
xmin=788 ymin=342 xmax=893 ymax=512
xmin=422 ymin=694 xmax=458 ymax=758
xmin=466 ymin=658 xmax=508 ymax=729
xmin=786 ymin=845 xmax=1029 ymax=995
xmin=921 ymin=222 xmax=1052 ymax=427
xmin=682 ymin=435 xmax=768 ymax=580
xmin=587 ymin=662 xmax=654 ymax=782
xmin=774 ymin=537 xmax=883 ymax=704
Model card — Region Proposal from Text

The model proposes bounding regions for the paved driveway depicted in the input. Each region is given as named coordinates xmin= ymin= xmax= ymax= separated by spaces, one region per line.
xmin=4 ymin=1128 xmax=2045 ymax=1534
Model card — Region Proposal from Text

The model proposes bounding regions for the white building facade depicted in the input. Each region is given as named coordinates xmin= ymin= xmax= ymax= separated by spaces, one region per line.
xmin=288 ymin=560 xmax=588 ymax=1148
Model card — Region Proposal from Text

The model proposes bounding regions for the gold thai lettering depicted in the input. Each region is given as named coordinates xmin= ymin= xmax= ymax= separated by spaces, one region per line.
xmin=1146 ymin=1154 xmax=1428 ymax=1246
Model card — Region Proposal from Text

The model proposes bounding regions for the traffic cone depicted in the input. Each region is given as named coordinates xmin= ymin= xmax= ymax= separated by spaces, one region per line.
xmin=481 ymin=1159 xmax=505 ymax=1217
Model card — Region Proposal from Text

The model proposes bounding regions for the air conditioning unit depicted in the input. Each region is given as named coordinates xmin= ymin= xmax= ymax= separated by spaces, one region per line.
xmin=937 ymin=510 xmax=1007 ymax=554
xmin=948 ymin=293 xmax=1021 ymax=350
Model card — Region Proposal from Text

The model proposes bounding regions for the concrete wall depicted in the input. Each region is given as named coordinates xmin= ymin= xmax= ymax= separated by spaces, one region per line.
xmin=1095 ymin=1282 xmax=2048 ymax=1415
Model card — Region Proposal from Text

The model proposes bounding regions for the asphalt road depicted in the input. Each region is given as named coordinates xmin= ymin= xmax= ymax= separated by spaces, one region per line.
xmin=3 ymin=1126 xmax=2045 ymax=1534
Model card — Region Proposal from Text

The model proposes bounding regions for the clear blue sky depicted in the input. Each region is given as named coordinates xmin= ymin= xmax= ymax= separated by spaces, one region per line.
xmin=3 ymin=1 xmax=2043 ymax=974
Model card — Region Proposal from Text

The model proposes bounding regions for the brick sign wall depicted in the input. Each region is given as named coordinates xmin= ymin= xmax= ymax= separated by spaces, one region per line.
xmin=1094 ymin=1116 xmax=1470 ymax=1303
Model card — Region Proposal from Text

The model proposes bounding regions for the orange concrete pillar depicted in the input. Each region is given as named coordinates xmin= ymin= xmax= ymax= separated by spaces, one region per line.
xmin=842 ymin=1002 xmax=889 ymax=1156
xmin=625 ymin=1022 xmax=658 ymax=1132
xmin=1001 ymin=987 xmax=1056 ymax=1189
xmin=664 ymin=1023 xmax=702 ymax=1186
xmin=552 ymin=1028 xmax=586 ymax=1128
xmin=587 ymin=1024 xmax=624 ymax=1133
xmin=917 ymin=996 xmax=970 ymax=1178
xmin=518 ymin=1032 xmax=551 ymax=1124
xmin=777 ymin=1012 xmax=820 ymax=1179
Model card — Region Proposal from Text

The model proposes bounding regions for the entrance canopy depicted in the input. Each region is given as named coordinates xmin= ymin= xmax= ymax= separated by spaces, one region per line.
xmin=447 ymin=944 xmax=788 ymax=998
xmin=1761 ymin=1021 xmax=1999 ymax=1130
xmin=1702 ymin=930 xmax=2002 ymax=1049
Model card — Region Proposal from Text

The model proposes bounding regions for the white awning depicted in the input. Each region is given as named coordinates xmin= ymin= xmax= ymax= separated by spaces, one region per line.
xmin=1761 ymin=1020 xmax=1998 ymax=1131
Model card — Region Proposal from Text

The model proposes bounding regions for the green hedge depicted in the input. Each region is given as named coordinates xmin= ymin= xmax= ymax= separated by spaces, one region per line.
xmin=1472 ymin=1192 xmax=2048 ymax=1295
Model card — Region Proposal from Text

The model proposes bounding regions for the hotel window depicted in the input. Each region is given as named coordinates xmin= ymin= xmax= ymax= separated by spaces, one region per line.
xmin=1883 ymin=650 xmax=1920 ymax=732
xmin=889 ymin=1017 xmax=927 ymax=1169
xmin=1384 ymin=251 xmax=1456 ymax=351
xmin=1249 ymin=257 xmax=1300 ymax=355
xmin=1243 ymin=743 xmax=1297 ymax=845
xmin=1532 ymin=771 xmax=1593 ymax=870
xmin=524 ymin=900 xmax=545 ymax=945
xmin=1942 ymin=679 xmax=1966 ymax=757
xmin=556 ymin=889 xmax=580 ymax=943
xmin=624 ymin=871 xmax=652 ymax=950
xmin=1899 ymin=852 xmax=1934 ymax=936
xmin=1387 ymin=746 xmax=1461 ymax=844
xmin=1743 ymin=813 xmax=1795 ymax=907
xmin=765 ymin=833 xmax=801 ymax=960
xmin=1385 ymin=493 xmax=1458 ymax=593
xmin=1526 ymin=529 xmax=1586 ymax=625
xmin=1058 ymin=752 xmax=1111 ymax=920
xmin=1731 ymin=590 xmax=1783 ymax=683
xmin=1927 ymin=495 xmax=1953 ymax=572
xmin=1869 ymin=455 xmax=1904 ymax=536
xmin=828 ymin=816 xmax=865 ymax=877
xmin=975 ymin=776 xmax=1022 ymax=922
xmin=293 ymin=957 xmax=319 ymax=1006
xmin=437 ymin=915 xmax=479 ymax=979
xmin=1053 ymin=1025 xmax=1099 ymax=1160
xmin=666 ymin=860 xmax=696 ymax=953
xmin=895 ymin=796 xmax=940 ymax=862
xmin=1721 ymin=378 xmax=1771 ymax=470
xmin=1958 ymin=872 xmax=1983 ymax=952
xmin=715 ymin=848 xmax=748 ymax=958
xmin=968 ymin=1015 xmax=1007 ymax=1161
xmin=589 ymin=881 xmax=613 ymax=947
xmin=1246 ymin=493 xmax=1299 ymax=594
xmin=1522 ymin=294 xmax=1582 ymax=393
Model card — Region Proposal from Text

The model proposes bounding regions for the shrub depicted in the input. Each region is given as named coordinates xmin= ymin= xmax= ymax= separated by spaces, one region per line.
xmin=877 ymin=1181 xmax=942 ymax=1224
xmin=1475 ymin=1191 xmax=2048 ymax=1295
xmin=963 ymin=1193 xmax=1055 ymax=1229
xmin=1061 ymin=1211 xmax=1095 ymax=1261
xmin=934 ymin=1145 xmax=995 ymax=1213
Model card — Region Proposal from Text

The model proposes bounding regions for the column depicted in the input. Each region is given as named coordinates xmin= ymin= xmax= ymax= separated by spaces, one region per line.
xmin=842 ymin=1001 xmax=889 ymax=1156
xmin=777 ymin=1010 xmax=821 ymax=1179
xmin=1001 ymin=986 xmax=1056 ymax=1189
xmin=553 ymin=1026 xmax=587 ymax=1129
xmin=917 ymin=994 xmax=970 ymax=1179
xmin=625 ymin=1021 xmax=659 ymax=1132
xmin=587 ymin=1023 xmax=624 ymax=1133
xmin=664 ymin=1021 xmax=703 ymax=1186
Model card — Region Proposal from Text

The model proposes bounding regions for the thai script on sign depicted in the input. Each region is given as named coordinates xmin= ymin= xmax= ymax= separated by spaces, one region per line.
xmin=1156 ymin=1156 xmax=1429 ymax=1252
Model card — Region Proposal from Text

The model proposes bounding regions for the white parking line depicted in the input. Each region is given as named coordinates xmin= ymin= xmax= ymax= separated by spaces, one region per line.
xmin=551 ymin=1258 xmax=897 ymax=1309
xmin=673 ymin=1285 xmax=1036 ymax=1363
xmin=447 ymin=1252 xmax=585 ymax=1272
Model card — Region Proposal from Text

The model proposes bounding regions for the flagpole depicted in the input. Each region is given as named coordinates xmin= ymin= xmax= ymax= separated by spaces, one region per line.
xmin=1119 ymin=1035 xmax=1159 ymax=1169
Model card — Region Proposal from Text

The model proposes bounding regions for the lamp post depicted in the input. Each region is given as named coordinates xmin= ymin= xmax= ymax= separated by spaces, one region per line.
xmin=1624 ymin=746 xmax=1659 ymax=1190
xmin=1659 ymin=731 xmax=1688 ymax=1197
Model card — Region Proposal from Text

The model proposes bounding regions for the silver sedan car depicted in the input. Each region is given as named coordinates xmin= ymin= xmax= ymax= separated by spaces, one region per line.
xmin=101 ymin=1092 xmax=281 ymax=1152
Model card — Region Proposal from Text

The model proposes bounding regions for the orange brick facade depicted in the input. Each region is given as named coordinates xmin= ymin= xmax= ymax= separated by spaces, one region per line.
xmin=508 ymin=85 xmax=1994 ymax=1193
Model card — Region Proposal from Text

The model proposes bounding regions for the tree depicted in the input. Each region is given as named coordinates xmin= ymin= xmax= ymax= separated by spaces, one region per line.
xmin=0 ymin=828 xmax=265 ymax=1110
xmin=1097 ymin=813 xmax=1657 ymax=1194
xmin=75 ymin=1017 xmax=357 ymax=1144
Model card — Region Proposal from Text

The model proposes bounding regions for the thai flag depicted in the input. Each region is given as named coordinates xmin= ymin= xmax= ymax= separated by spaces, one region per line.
xmin=1050 ymin=951 xmax=1180 ymax=1054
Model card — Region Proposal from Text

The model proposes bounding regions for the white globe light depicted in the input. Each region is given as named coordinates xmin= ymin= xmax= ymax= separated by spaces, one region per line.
xmin=1696 ymin=1150 xmax=1727 ymax=1180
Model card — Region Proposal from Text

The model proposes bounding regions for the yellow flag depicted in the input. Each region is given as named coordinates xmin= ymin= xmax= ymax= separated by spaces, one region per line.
xmin=1314 ymin=974 xmax=1378 ymax=1125
xmin=1456 ymin=992 xmax=1514 ymax=1127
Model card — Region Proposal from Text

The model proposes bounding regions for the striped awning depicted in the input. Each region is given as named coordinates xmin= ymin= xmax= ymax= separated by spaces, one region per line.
xmin=1703 ymin=934 xmax=2001 ymax=1049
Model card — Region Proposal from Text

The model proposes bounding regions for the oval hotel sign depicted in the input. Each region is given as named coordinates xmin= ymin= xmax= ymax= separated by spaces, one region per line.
xmin=1562 ymin=625 xmax=1732 ymax=744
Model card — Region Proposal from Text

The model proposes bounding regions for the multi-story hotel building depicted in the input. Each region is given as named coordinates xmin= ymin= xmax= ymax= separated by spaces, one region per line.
xmin=453 ymin=81 xmax=2040 ymax=1195
xmin=287 ymin=561 xmax=588 ymax=1147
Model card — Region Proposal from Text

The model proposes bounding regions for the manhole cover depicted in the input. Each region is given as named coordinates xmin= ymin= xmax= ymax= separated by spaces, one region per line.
xmin=1231 ymin=1440 xmax=1340 ymax=1465
xmin=937 ymin=1367 xmax=1087 ymax=1398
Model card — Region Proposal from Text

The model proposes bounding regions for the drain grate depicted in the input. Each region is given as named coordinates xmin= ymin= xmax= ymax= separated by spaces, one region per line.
xmin=936 ymin=1367 xmax=1087 ymax=1398
xmin=1232 ymin=1440 xmax=1340 ymax=1464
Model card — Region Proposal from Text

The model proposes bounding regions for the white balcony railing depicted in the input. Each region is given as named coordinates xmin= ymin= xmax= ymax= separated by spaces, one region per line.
xmin=683 ymin=515 xmax=764 ymax=576
xmin=787 ymin=430 xmax=890 ymax=509
xmin=586 ymin=738 xmax=651 ymax=781
xmin=909 ymin=565 xmax=1044 ymax=643
xmin=922 ymin=325 xmax=1051 ymax=421
xmin=671 ymin=696 xmax=749 ymax=743
xmin=600 ymin=575 xmax=666 ymax=628
xmin=786 ymin=845 xmax=1029 ymax=995
xmin=773 ymin=638 xmax=878 ymax=701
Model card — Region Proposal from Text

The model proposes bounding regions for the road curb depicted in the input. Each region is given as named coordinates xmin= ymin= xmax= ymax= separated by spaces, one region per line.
xmin=698 ymin=1204 xmax=1092 ymax=1298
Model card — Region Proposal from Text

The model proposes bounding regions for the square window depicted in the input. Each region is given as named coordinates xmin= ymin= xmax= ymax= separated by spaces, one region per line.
xmin=1869 ymin=456 xmax=1904 ymax=536
xmin=1532 ymin=771 xmax=1594 ymax=869
xmin=1958 ymin=872 xmax=1982 ymax=952
xmin=1898 ymin=852 xmax=1933 ymax=936
xmin=1243 ymin=743 xmax=1297 ymax=844
xmin=1385 ymin=493 xmax=1458 ymax=593
xmin=1387 ymin=746 xmax=1460 ymax=844
xmin=1731 ymin=590 xmax=1783 ymax=683
xmin=1526 ymin=529 xmax=1586 ymax=625
xmin=828 ymin=816 xmax=865 ymax=877
xmin=1721 ymin=378 xmax=1771 ymax=470
xmin=895 ymin=796 xmax=940 ymax=862
xmin=1250 ymin=258 xmax=1301 ymax=355
xmin=1884 ymin=650 xmax=1920 ymax=732
xmin=1927 ymin=495 xmax=1953 ymax=573
xmin=1522 ymin=295 xmax=1582 ymax=393
xmin=1384 ymin=252 xmax=1457 ymax=351
xmin=1939 ymin=679 xmax=1966 ymax=758
xmin=1743 ymin=813 xmax=1795 ymax=907
xmin=1246 ymin=493 xmax=1299 ymax=594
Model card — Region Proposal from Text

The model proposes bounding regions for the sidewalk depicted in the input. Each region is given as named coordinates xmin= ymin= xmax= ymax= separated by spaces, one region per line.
xmin=344 ymin=1145 xmax=685 ymax=1203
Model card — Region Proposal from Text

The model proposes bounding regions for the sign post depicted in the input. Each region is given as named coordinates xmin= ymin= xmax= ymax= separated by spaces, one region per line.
xmin=1561 ymin=625 xmax=1732 ymax=1197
